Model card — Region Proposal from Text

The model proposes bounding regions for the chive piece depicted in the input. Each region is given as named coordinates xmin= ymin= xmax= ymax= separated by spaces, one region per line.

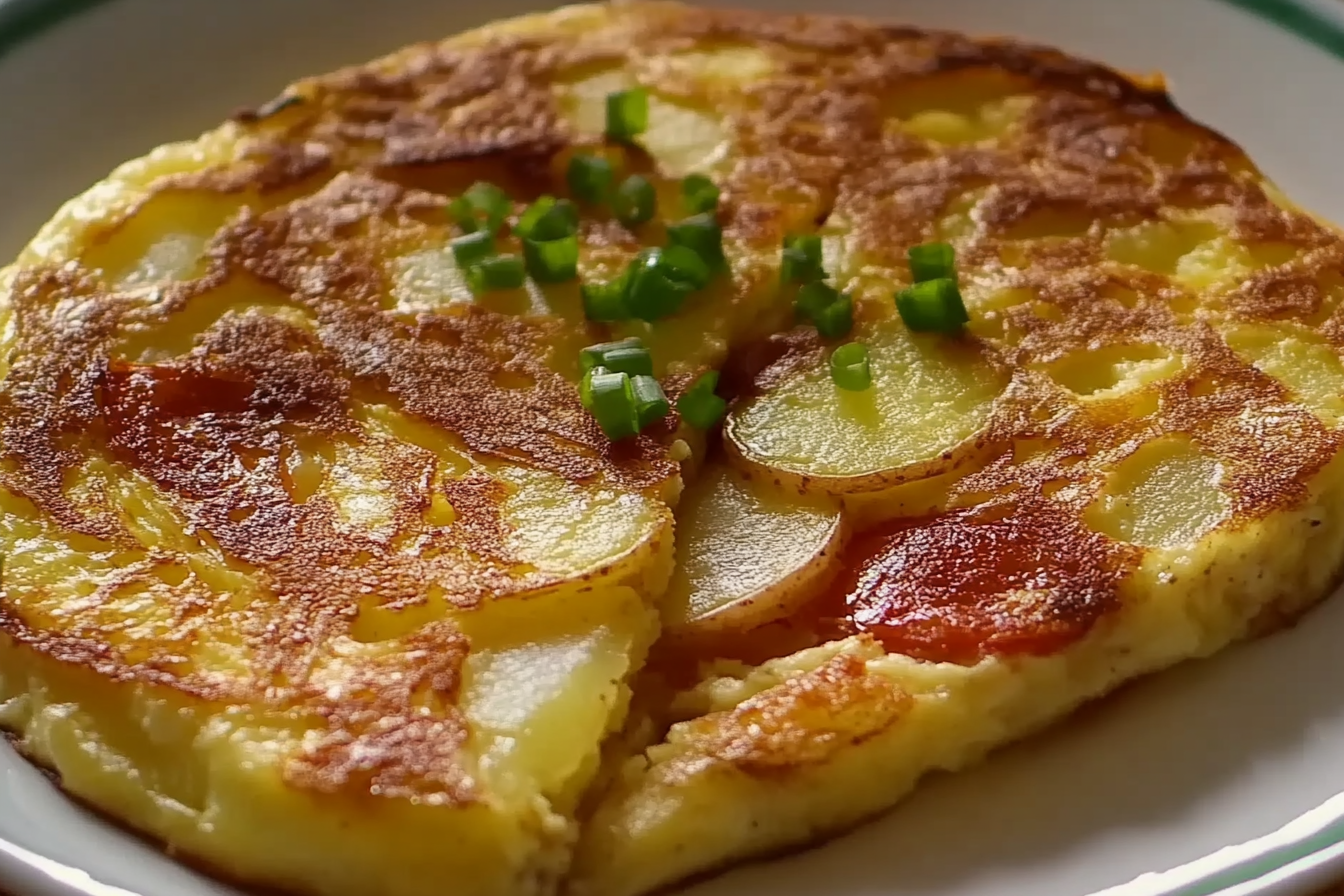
xmin=450 ymin=230 xmax=496 ymax=268
xmin=523 ymin=234 xmax=580 ymax=283
xmin=660 ymin=245 xmax=712 ymax=290
xmin=795 ymin=281 xmax=854 ymax=338
xmin=516 ymin=196 xmax=580 ymax=241
xmin=813 ymin=291 xmax=854 ymax=338
xmin=449 ymin=181 xmax=510 ymax=234
xmin=568 ymin=154 xmax=615 ymax=205
xmin=631 ymin=375 xmax=670 ymax=429
xmin=667 ymin=213 xmax=725 ymax=271
xmin=579 ymin=364 xmax=608 ymax=410
xmin=467 ymin=254 xmax=526 ymax=293
xmin=613 ymin=175 xmax=657 ymax=228
xmin=830 ymin=342 xmax=872 ymax=391
xmin=681 ymin=173 xmax=720 ymax=215
xmin=602 ymin=345 xmax=654 ymax=377
xmin=896 ymin=277 xmax=970 ymax=333
xmin=795 ymin=280 xmax=839 ymax=322
xmin=581 ymin=337 xmax=651 ymax=376
xmin=676 ymin=370 xmax=726 ymax=430
xmin=781 ymin=234 xmax=824 ymax=284
xmin=907 ymin=241 xmax=956 ymax=284
xmin=606 ymin=88 xmax=649 ymax=142
xmin=581 ymin=273 xmax=630 ymax=322
xmin=626 ymin=247 xmax=703 ymax=321
xmin=587 ymin=368 xmax=639 ymax=440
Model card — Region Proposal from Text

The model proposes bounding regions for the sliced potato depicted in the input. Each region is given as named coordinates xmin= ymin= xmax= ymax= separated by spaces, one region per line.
xmin=724 ymin=321 xmax=1005 ymax=495
xmin=662 ymin=462 xmax=846 ymax=634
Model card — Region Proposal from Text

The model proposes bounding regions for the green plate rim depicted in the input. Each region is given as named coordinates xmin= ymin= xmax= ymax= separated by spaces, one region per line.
xmin=0 ymin=0 xmax=1342 ymax=893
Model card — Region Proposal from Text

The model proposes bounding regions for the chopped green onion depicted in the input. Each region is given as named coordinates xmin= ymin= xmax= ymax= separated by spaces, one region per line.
xmin=631 ymin=375 xmax=670 ymax=429
xmin=449 ymin=181 xmax=511 ymax=234
xmin=581 ymin=273 xmax=630 ymax=322
xmin=606 ymin=88 xmax=649 ymax=142
xmin=579 ymin=365 xmax=606 ymax=409
xmin=795 ymin=280 xmax=837 ymax=321
xmin=602 ymin=345 xmax=654 ymax=377
xmin=567 ymin=154 xmax=615 ymax=204
xmin=523 ymin=234 xmax=580 ymax=283
xmin=681 ymin=174 xmax=720 ymax=215
xmin=466 ymin=254 xmax=526 ymax=293
xmin=450 ymin=230 xmax=495 ymax=268
xmin=814 ymin=292 xmax=854 ymax=338
xmin=676 ymin=370 xmax=726 ymax=430
xmin=781 ymin=234 xmax=824 ymax=284
xmin=516 ymin=196 xmax=580 ymax=241
xmin=585 ymin=368 xmax=639 ymax=439
xmin=795 ymin=281 xmax=853 ymax=338
xmin=626 ymin=247 xmax=704 ymax=321
xmin=667 ymin=213 xmax=725 ymax=271
xmin=908 ymin=241 xmax=956 ymax=283
xmin=896 ymin=277 xmax=969 ymax=333
xmin=659 ymin=245 xmax=712 ymax=289
xmin=581 ymin=337 xmax=652 ymax=376
xmin=613 ymin=175 xmax=657 ymax=227
xmin=829 ymin=342 xmax=872 ymax=391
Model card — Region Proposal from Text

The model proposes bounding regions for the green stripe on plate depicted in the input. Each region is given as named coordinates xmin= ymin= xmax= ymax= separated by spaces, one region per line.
xmin=0 ymin=0 xmax=1341 ymax=895
xmin=1219 ymin=0 xmax=1344 ymax=58
xmin=1175 ymin=814 xmax=1344 ymax=896
xmin=0 ymin=0 xmax=107 ymax=59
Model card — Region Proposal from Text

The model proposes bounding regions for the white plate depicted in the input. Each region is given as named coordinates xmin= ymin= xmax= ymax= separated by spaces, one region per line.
xmin=1 ymin=0 xmax=1344 ymax=894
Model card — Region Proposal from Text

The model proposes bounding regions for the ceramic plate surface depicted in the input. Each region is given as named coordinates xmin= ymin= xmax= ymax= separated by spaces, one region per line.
xmin=1 ymin=0 xmax=1343 ymax=894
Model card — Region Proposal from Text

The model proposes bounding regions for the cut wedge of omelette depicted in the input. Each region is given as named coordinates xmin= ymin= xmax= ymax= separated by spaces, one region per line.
xmin=3 ymin=3 xmax=1344 ymax=896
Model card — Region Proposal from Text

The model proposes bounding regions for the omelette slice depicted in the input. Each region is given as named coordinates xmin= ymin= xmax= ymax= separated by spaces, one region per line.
xmin=2 ymin=4 xmax=1344 ymax=896
xmin=565 ymin=9 xmax=1344 ymax=896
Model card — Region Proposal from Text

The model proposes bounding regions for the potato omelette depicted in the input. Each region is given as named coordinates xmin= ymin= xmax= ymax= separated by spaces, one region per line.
xmin=1 ymin=3 xmax=1343 ymax=896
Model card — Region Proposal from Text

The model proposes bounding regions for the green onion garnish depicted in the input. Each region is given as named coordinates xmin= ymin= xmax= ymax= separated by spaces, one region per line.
xmin=795 ymin=280 xmax=836 ymax=321
xmin=466 ymin=254 xmax=526 ymax=294
xmin=829 ymin=342 xmax=872 ymax=392
xmin=567 ymin=154 xmax=615 ymax=205
xmin=631 ymin=374 xmax=670 ymax=429
xmin=602 ymin=345 xmax=654 ymax=376
xmin=814 ymin=293 xmax=854 ymax=338
xmin=781 ymin=234 xmax=824 ymax=284
xmin=795 ymin=281 xmax=854 ymax=339
xmin=659 ymin=245 xmax=712 ymax=289
xmin=681 ymin=174 xmax=720 ymax=215
xmin=676 ymin=370 xmax=727 ymax=430
xmin=626 ymin=247 xmax=703 ymax=321
xmin=450 ymin=230 xmax=495 ymax=268
xmin=581 ymin=273 xmax=630 ymax=322
xmin=516 ymin=196 xmax=580 ymax=241
xmin=585 ymin=367 xmax=639 ymax=440
xmin=449 ymin=181 xmax=511 ymax=234
xmin=896 ymin=277 xmax=969 ymax=333
xmin=667 ymin=212 xmax=725 ymax=271
xmin=579 ymin=365 xmax=603 ymax=410
xmin=908 ymin=242 xmax=956 ymax=283
xmin=581 ymin=337 xmax=653 ymax=377
xmin=523 ymin=234 xmax=580 ymax=283
xmin=613 ymin=174 xmax=657 ymax=227
xmin=606 ymin=88 xmax=649 ymax=142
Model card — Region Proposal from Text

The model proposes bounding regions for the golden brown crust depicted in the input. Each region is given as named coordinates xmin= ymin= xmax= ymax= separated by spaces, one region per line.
xmin=669 ymin=652 xmax=911 ymax=777
xmin=3 ymin=0 xmax=1343 ymax=830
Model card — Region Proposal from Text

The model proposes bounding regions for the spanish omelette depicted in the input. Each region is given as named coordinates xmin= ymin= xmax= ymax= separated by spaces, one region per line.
xmin=1 ymin=4 xmax=1343 ymax=896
